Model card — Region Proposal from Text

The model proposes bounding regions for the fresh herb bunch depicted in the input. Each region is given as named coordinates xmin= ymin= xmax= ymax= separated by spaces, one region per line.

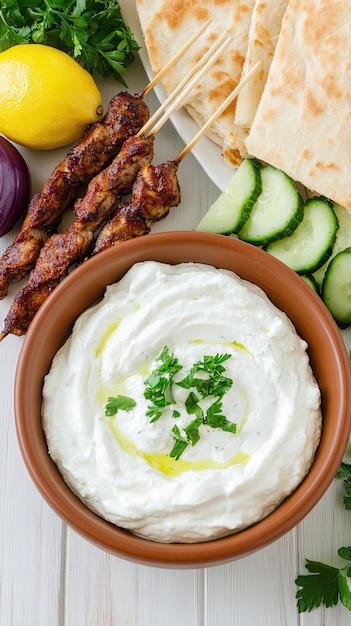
xmin=295 ymin=461 xmax=351 ymax=613
xmin=0 ymin=0 xmax=139 ymax=83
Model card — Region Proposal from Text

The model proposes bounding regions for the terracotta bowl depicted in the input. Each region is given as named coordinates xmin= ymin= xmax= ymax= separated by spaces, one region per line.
xmin=14 ymin=231 xmax=351 ymax=568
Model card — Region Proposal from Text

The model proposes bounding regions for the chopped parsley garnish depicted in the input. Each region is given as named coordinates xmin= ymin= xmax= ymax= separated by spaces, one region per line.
xmin=105 ymin=346 xmax=237 ymax=461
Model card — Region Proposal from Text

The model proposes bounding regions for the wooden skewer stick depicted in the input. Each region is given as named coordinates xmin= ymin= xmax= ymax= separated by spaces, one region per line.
xmin=139 ymin=30 xmax=232 ymax=136
xmin=176 ymin=60 xmax=262 ymax=162
xmin=143 ymin=34 xmax=233 ymax=138
xmin=141 ymin=19 xmax=211 ymax=97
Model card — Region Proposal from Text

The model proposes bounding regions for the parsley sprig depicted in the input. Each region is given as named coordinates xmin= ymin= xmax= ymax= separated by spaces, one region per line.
xmin=295 ymin=548 xmax=351 ymax=612
xmin=295 ymin=462 xmax=351 ymax=613
xmin=0 ymin=0 xmax=139 ymax=83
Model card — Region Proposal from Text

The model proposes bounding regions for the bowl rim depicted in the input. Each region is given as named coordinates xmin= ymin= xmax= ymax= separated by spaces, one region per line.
xmin=14 ymin=231 xmax=351 ymax=567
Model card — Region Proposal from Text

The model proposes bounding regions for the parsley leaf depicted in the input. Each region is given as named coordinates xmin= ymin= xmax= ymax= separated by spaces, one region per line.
xmin=205 ymin=398 xmax=237 ymax=433
xmin=0 ymin=0 xmax=139 ymax=83
xmin=104 ymin=395 xmax=136 ymax=416
xmin=184 ymin=391 xmax=203 ymax=419
xmin=295 ymin=462 xmax=351 ymax=613
xmin=170 ymin=425 xmax=189 ymax=460
xmin=144 ymin=346 xmax=182 ymax=423
xmin=177 ymin=352 xmax=233 ymax=399
xmin=295 ymin=551 xmax=351 ymax=613
xmin=184 ymin=416 xmax=202 ymax=446
xmin=295 ymin=560 xmax=341 ymax=612
xmin=295 ymin=352 xmax=351 ymax=614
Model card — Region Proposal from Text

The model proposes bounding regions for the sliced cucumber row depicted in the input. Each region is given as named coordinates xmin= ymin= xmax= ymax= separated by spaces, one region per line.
xmin=196 ymin=159 xmax=351 ymax=327
xmin=196 ymin=158 xmax=261 ymax=234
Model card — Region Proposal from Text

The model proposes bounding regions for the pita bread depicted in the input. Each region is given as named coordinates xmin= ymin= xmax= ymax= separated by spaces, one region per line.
xmin=234 ymin=0 xmax=288 ymax=130
xmin=246 ymin=0 xmax=351 ymax=210
xmin=136 ymin=0 xmax=255 ymax=167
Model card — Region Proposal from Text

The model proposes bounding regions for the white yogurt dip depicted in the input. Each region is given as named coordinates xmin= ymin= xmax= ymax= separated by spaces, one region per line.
xmin=42 ymin=261 xmax=322 ymax=543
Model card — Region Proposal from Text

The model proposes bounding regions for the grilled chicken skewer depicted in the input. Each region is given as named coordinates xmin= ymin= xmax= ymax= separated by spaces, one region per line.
xmin=0 ymin=50 xmax=260 ymax=339
xmin=93 ymin=160 xmax=180 ymax=253
xmin=0 ymin=152 xmax=179 ymax=340
xmin=92 ymin=61 xmax=264 ymax=255
xmin=0 ymin=134 xmax=154 ymax=339
xmin=0 ymin=92 xmax=149 ymax=299
xmin=0 ymin=21 xmax=215 ymax=300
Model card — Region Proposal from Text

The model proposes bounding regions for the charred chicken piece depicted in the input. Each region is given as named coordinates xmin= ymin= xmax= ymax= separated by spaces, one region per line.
xmin=0 ymin=135 xmax=155 ymax=340
xmin=93 ymin=160 xmax=180 ymax=254
xmin=0 ymin=92 xmax=149 ymax=298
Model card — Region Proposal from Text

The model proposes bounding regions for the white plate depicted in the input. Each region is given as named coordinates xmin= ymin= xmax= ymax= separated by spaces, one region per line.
xmin=119 ymin=0 xmax=234 ymax=191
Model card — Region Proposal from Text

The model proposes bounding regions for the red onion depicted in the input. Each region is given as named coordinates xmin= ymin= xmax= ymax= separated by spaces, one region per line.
xmin=0 ymin=136 xmax=31 ymax=237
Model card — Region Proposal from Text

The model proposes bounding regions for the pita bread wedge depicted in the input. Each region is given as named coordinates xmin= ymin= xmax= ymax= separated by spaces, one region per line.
xmin=246 ymin=0 xmax=351 ymax=210
xmin=234 ymin=0 xmax=288 ymax=131
xmin=136 ymin=0 xmax=255 ymax=167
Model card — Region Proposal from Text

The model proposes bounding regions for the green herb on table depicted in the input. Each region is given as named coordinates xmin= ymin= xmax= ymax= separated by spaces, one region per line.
xmin=295 ymin=549 xmax=351 ymax=612
xmin=295 ymin=461 xmax=351 ymax=613
xmin=0 ymin=0 xmax=139 ymax=83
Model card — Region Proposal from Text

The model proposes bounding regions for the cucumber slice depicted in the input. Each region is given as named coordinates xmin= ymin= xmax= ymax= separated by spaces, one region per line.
xmin=196 ymin=159 xmax=261 ymax=234
xmin=313 ymin=203 xmax=351 ymax=288
xmin=265 ymin=197 xmax=339 ymax=274
xmin=322 ymin=247 xmax=351 ymax=328
xmin=301 ymin=274 xmax=320 ymax=294
xmin=238 ymin=165 xmax=303 ymax=245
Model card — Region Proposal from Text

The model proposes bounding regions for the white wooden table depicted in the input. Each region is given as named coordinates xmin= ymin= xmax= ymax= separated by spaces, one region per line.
xmin=1 ymin=56 xmax=351 ymax=626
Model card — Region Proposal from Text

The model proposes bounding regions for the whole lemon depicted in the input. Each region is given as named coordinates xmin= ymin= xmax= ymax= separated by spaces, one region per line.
xmin=0 ymin=44 xmax=103 ymax=150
